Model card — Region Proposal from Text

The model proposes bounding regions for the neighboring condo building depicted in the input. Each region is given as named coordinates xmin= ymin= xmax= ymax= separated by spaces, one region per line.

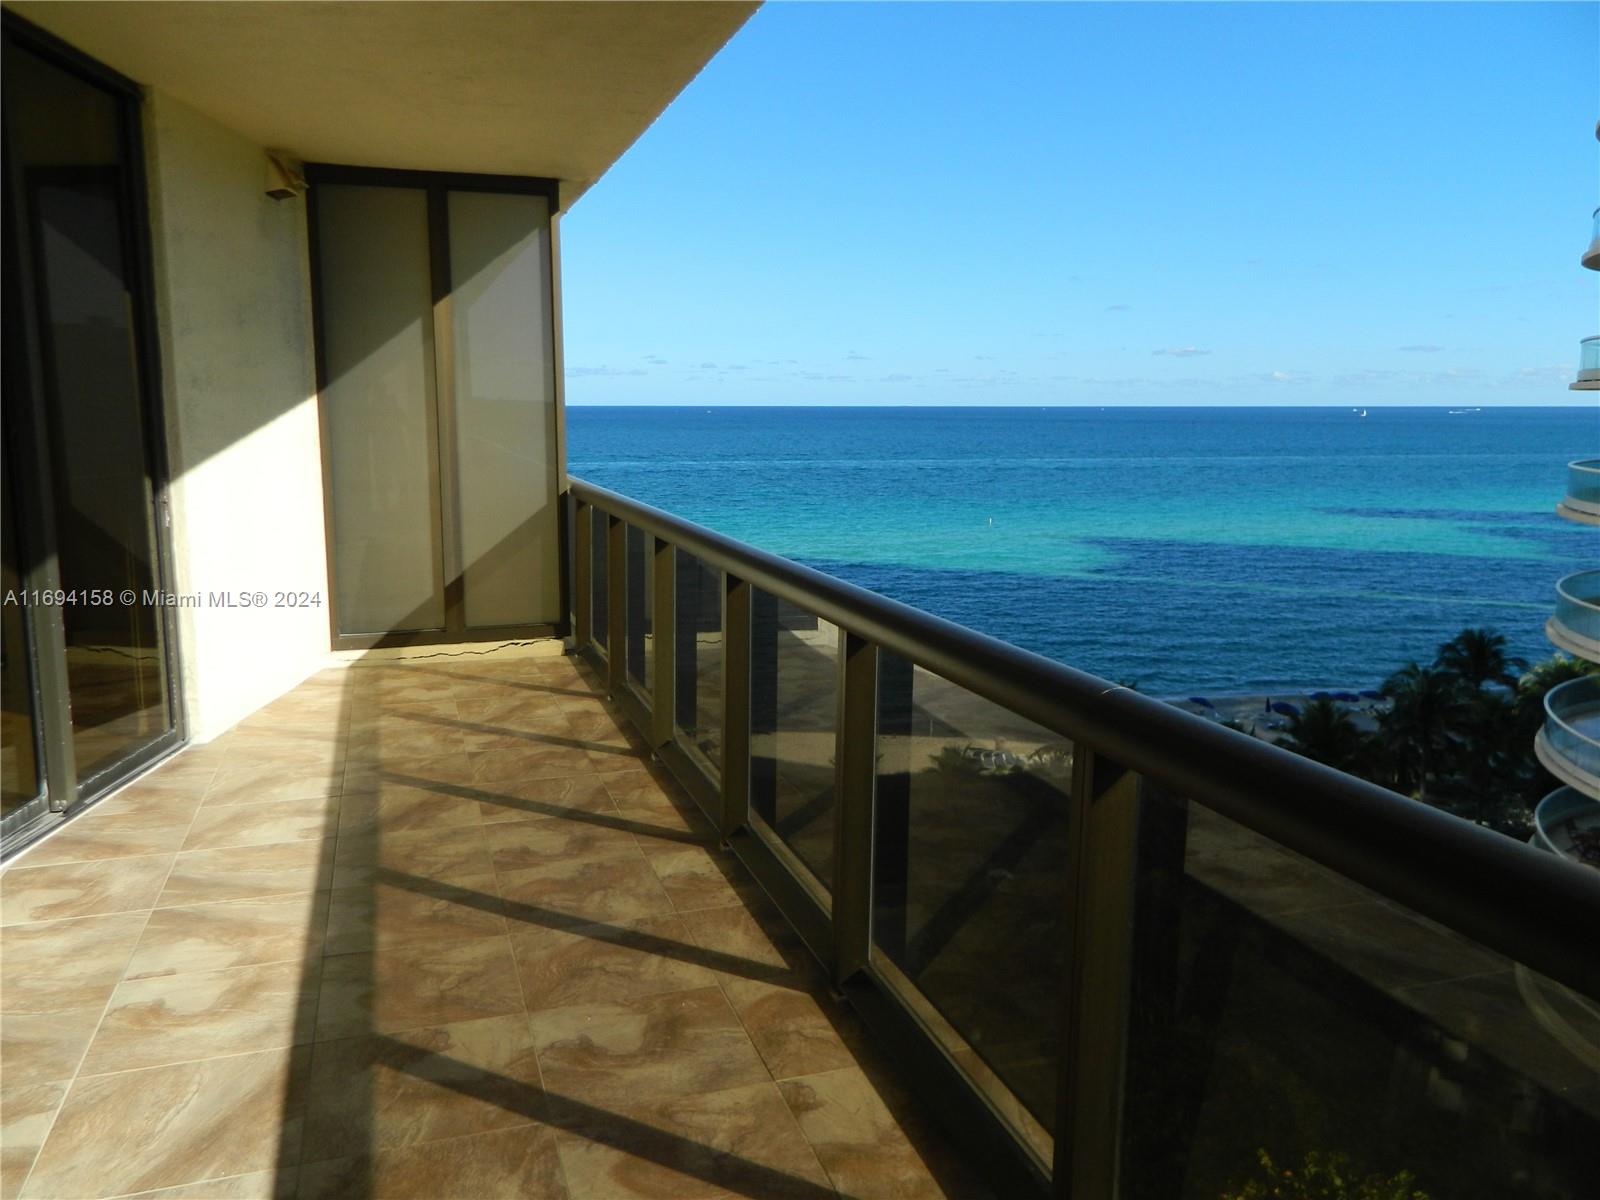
xmin=1537 ymin=121 xmax=1600 ymax=865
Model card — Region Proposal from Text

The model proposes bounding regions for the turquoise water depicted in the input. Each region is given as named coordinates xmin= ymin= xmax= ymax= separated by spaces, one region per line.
xmin=567 ymin=406 xmax=1598 ymax=694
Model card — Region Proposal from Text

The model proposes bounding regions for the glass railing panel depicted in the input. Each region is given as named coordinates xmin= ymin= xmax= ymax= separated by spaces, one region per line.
xmin=749 ymin=588 xmax=837 ymax=889
xmin=1567 ymin=460 xmax=1600 ymax=507
xmin=871 ymin=653 xmax=1073 ymax=1152
xmin=1543 ymin=675 xmax=1600 ymax=781
xmin=1120 ymin=786 xmax=1600 ymax=1200
xmin=1554 ymin=571 xmax=1600 ymax=648
xmin=673 ymin=548 xmax=722 ymax=774
xmin=590 ymin=506 xmax=609 ymax=651
xmin=624 ymin=525 xmax=652 ymax=696
xmin=1578 ymin=337 xmax=1600 ymax=381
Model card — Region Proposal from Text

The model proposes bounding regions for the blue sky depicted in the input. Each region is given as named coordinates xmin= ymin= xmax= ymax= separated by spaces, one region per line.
xmin=560 ymin=2 xmax=1599 ymax=407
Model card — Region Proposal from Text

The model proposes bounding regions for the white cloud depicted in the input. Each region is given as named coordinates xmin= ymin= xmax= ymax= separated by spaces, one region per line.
xmin=1152 ymin=346 xmax=1210 ymax=358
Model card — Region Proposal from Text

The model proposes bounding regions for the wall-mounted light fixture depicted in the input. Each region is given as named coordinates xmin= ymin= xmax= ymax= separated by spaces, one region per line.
xmin=265 ymin=149 xmax=306 ymax=200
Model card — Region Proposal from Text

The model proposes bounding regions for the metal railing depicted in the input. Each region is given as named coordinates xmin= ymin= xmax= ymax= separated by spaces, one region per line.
xmin=567 ymin=476 xmax=1600 ymax=1200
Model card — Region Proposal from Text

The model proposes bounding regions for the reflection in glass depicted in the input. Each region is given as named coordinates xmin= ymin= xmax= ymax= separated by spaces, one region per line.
xmin=591 ymin=507 xmax=609 ymax=651
xmin=1121 ymin=789 xmax=1600 ymax=1199
xmin=750 ymin=590 xmax=837 ymax=887
xmin=6 ymin=38 xmax=173 ymax=782
xmin=317 ymin=184 xmax=443 ymax=634
xmin=2 ymin=475 xmax=41 ymax=817
xmin=674 ymin=549 xmax=722 ymax=772
xmin=625 ymin=526 xmax=652 ymax=695
xmin=448 ymin=190 xmax=558 ymax=627
xmin=873 ymin=654 xmax=1072 ymax=1148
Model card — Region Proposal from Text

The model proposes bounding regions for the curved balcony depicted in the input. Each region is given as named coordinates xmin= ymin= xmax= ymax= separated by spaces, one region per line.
xmin=1534 ymin=675 xmax=1600 ymax=795
xmin=1532 ymin=786 xmax=1600 ymax=866
xmin=1557 ymin=458 xmax=1600 ymax=526
xmin=1585 ymin=206 xmax=1600 ymax=272
xmin=1547 ymin=570 xmax=1600 ymax=664
xmin=1571 ymin=336 xmax=1600 ymax=391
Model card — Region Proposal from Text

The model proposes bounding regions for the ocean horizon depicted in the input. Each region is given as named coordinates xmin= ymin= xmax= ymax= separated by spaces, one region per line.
xmin=567 ymin=405 xmax=1597 ymax=696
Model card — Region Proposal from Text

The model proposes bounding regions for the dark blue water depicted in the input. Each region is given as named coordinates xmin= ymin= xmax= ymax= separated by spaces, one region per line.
xmin=568 ymin=406 xmax=1598 ymax=694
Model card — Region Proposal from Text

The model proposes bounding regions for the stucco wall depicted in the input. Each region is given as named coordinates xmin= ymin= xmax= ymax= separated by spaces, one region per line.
xmin=143 ymin=90 xmax=330 ymax=741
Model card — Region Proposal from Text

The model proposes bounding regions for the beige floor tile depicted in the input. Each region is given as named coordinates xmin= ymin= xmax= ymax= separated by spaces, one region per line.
xmin=473 ymin=773 xmax=619 ymax=825
xmin=0 ymin=1008 xmax=104 ymax=1088
xmin=181 ymin=795 xmax=340 ymax=852
xmin=553 ymin=1079 xmax=834 ymax=1200
xmin=778 ymin=1066 xmax=951 ymax=1200
xmin=301 ymin=1013 xmax=542 ymax=1162
xmin=345 ymin=720 xmax=468 ymax=764
xmin=640 ymin=844 xmax=762 ymax=914
xmin=601 ymin=768 xmax=682 ymax=811
xmin=14 ymin=810 xmax=194 ymax=868
xmin=315 ymin=936 xmax=525 ymax=1039
xmin=468 ymin=744 xmax=600 ymax=785
xmin=324 ymin=874 xmax=506 ymax=955
xmin=329 ymin=824 xmax=492 ymax=889
xmin=484 ymin=814 xmax=640 ymax=873
xmin=2 ymin=854 xmax=174 ymax=925
xmin=104 ymin=1169 xmax=293 ymax=1198
xmin=529 ymin=986 xmax=769 ymax=1109
xmin=721 ymin=979 xmax=860 ymax=1084
xmin=20 ymin=1046 xmax=307 ymax=1200
xmin=510 ymin=914 xmax=721 ymax=1014
xmin=296 ymin=1124 xmax=566 ymax=1200
xmin=1 ymin=911 xmax=150 ymax=1012
xmin=0 ymin=1079 xmax=66 ymax=1200
xmin=203 ymin=761 xmax=342 ymax=808
xmin=158 ymin=839 xmax=334 ymax=907
xmin=125 ymin=893 xmax=327 ymax=980
xmin=497 ymin=853 xmax=676 ymax=926
xmin=336 ymin=780 xmax=483 ymax=836
xmin=80 ymin=960 xmax=319 ymax=1075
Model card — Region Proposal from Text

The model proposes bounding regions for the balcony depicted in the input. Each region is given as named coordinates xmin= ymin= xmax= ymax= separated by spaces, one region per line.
xmin=1585 ymin=206 xmax=1600 ymax=271
xmin=1557 ymin=458 xmax=1600 ymax=526
xmin=1535 ymin=675 xmax=1600 ymax=796
xmin=1534 ymin=786 xmax=1600 ymax=866
xmin=1571 ymin=336 xmax=1600 ymax=391
xmin=1 ymin=483 xmax=1597 ymax=1200
xmin=1548 ymin=570 xmax=1600 ymax=663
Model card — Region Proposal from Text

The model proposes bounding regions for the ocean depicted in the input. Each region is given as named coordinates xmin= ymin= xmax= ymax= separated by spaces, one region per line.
xmin=566 ymin=406 xmax=1598 ymax=696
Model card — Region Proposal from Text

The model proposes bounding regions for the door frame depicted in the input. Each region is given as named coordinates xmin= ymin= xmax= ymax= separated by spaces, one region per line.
xmin=304 ymin=162 xmax=570 ymax=650
xmin=1 ymin=12 xmax=186 ymax=856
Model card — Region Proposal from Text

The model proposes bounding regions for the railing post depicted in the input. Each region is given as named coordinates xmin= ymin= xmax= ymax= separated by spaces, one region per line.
xmin=832 ymin=630 xmax=878 ymax=985
xmin=720 ymin=572 xmax=752 ymax=839
xmin=572 ymin=499 xmax=591 ymax=650
xmin=606 ymin=513 xmax=626 ymax=698
xmin=1053 ymin=749 xmax=1140 ymax=1199
xmin=651 ymin=536 xmax=675 ymax=748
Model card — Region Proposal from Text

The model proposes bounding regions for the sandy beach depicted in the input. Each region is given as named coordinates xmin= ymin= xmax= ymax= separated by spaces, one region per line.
xmin=1160 ymin=690 xmax=1390 ymax=744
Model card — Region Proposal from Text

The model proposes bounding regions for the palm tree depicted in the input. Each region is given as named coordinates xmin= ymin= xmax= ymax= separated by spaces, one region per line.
xmin=1280 ymin=697 xmax=1365 ymax=774
xmin=1434 ymin=627 xmax=1524 ymax=691
xmin=1376 ymin=663 xmax=1472 ymax=802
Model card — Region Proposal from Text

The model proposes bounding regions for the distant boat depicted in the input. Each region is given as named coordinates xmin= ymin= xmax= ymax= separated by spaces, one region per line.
xmin=1351 ymin=407 xmax=1368 ymax=417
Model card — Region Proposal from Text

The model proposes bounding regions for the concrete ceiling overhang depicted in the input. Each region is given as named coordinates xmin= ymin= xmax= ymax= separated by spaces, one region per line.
xmin=3 ymin=0 xmax=758 ymax=208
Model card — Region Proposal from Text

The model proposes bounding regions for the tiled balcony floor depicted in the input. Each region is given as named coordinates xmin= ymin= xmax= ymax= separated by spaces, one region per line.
xmin=0 ymin=651 xmax=990 ymax=1200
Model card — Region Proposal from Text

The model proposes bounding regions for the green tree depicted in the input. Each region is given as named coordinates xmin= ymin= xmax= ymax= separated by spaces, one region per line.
xmin=1280 ymin=698 xmax=1365 ymax=774
xmin=1376 ymin=663 xmax=1472 ymax=802
xmin=1433 ymin=627 xmax=1524 ymax=690
xmin=1221 ymin=1149 xmax=1429 ymax=1200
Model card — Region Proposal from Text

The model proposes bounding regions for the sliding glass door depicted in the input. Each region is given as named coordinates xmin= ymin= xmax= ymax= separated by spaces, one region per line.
xmin=1 ymin=21 xmax=181 ymax=850
xmin=310 ymin=168 xmax=563 ymax=647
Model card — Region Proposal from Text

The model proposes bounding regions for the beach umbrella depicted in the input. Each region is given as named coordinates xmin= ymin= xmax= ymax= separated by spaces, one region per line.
xmin=1271 ymin=701 xmax=1300 ymax=717
xmin=1359 ymin=689 xmax=1384 ymax=700
xmin=1187 ymin=697 xmax=1214 ymax=708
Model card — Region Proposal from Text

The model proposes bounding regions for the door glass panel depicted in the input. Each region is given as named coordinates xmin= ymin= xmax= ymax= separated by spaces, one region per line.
xmin=447 ymin=190 xmax=558 ymax=627
xmin=6 ymin=38 xmax=174 ymax=783
xmin=317 ymin=184 xmax=444 ymax=634
xmin=2 ymin=472 xmax=41 ymax=818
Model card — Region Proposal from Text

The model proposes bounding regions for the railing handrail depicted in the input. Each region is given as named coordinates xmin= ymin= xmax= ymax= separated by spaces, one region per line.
xmin=1555 ymin=570 xmax=1600 ymax=613
xmin=569 ymin=475 xmax=1600 ymax=1000
xmin=1570 ymin=458 xmax=1600 ymax=473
